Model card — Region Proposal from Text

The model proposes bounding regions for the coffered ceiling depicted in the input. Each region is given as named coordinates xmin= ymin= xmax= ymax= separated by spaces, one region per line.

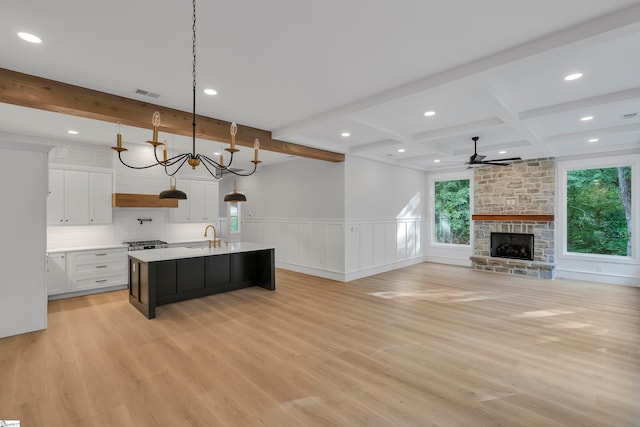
xmin=1 ymin=0 xmax=639 ymax=170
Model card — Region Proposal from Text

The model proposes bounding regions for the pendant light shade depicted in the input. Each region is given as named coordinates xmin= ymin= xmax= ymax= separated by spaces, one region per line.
xmin=224 ymin=180 xmax=246 ymax=202
xmin=159 ymin=176 xmax=187 ymax=199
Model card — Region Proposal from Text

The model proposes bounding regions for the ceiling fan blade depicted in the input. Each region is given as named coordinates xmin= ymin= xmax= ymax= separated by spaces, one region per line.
xmin=486 ymin=157 xmax=521 ymax=162
xmin=481 ymin=161 xmax=511 ymax=166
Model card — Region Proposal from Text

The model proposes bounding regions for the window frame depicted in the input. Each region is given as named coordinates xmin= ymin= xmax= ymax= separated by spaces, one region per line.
xmin=557 ymin=154 xmax=638 ymax=265
xmin=428 ymin=170 xmax=474 ymax=248
xmin=227 ymin=201 xmax=241 ymax=235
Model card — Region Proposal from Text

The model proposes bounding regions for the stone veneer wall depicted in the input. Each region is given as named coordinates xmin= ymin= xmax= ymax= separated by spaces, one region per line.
xmin=472 ymin=158 xmax=556 ymax=278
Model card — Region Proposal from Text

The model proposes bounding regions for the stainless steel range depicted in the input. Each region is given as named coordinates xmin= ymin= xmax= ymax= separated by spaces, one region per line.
xmin=123 ymin=240 xmax=169 ymax=251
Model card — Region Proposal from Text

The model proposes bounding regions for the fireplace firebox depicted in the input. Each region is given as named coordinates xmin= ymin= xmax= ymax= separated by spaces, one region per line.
xmin=490 ymin=232 xmax=534 ymax=261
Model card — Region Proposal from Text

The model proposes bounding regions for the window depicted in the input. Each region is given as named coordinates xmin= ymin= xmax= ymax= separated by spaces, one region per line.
xmin=566 ymin=166 xmax=632 ymax=256
xmin=228 ymin=202 xmax=240 ymax=234
xmin=434 ymin=178 xmax=470 ymax=245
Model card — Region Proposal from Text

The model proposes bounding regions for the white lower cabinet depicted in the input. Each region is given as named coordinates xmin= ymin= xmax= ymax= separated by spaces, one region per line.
xmin=46 ymin=252 xmax=69 ymax=295
xmin=47 ymin=247 xmax=127 ymax=297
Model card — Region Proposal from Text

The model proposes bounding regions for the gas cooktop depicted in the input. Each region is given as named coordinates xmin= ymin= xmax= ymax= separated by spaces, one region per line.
xmin=123 ymin=240 xmax=169 ymax=250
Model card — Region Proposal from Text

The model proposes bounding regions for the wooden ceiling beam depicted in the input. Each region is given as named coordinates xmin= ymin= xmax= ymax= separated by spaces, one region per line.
xmin=0 ymin=68 xmax=345 ymax=163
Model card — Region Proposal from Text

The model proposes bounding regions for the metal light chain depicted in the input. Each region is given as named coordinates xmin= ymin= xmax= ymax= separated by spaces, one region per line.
xmin=191 ymin=0 xmax=197 ymax=153
xmin=193 ymin=0 xmax=197 ymax=92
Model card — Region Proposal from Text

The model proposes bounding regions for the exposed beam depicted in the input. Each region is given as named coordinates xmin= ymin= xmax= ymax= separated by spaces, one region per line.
xmin=0 ymin=68 xmax=344 ymax=163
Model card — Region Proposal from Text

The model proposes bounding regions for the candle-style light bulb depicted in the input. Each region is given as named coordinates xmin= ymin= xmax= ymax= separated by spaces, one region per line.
xmin=151 ymin=111 xmax=161 ymax=143
xmin=252 ymin=139 xmax=261 ymax=163
xmin=230 ymin=122 xmax=237 ymax=149
xmin=111 ymin=123 xmax=128 ymax=152
xmin=163 ymin=143 xmax=168 ymax=163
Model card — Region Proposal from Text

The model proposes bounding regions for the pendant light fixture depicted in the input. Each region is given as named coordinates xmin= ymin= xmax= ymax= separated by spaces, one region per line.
xmin=224 ymin=180 xmax=247 ymax=202
xmin=159 ymin=176 xmax=187 ymax=200
xmin=111 ymin=0 xmax=262 ymax=201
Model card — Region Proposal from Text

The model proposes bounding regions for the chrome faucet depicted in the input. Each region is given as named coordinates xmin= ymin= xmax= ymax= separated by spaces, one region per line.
xmin=204 ymin=224 xmax=221 ymax=248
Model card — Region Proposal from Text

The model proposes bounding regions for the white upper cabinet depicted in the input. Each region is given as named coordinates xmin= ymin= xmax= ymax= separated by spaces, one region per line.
xmin=169 ymin=179 xmax=219 ymax=223
xmin=90 ymin=172 xmax=113 ymax=224
xmin=47 ymin=169 xmax=65 ymax=225
xmin=48 ymin=169 xmax=112 ymax=225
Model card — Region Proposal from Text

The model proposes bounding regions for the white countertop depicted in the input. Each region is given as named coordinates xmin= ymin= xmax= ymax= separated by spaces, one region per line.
xmin=47 ymin=244 xmax=128 ymax=254
xmin=127 ymin=242 xmax=274 ymax=262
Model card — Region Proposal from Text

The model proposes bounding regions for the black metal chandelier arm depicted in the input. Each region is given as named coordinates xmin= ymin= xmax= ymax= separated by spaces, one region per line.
xmin=163 ymin=155 xmax=191 ymax=177
xmin=152 ymin=145 xmax=192 ymax=168
xmin=199 ymin=154 xmax=228 ymax=170
xmin=225 ymin=162 xmax=258 ymax=177
xmin=198 ymin=158 xmax=223 ymax=179
xmin=117 ymin=151 xmax=164 ymax=170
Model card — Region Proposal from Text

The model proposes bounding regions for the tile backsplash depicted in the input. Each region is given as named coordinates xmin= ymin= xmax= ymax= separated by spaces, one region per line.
xmin=48 ymin=208 xmax=227 ymax=249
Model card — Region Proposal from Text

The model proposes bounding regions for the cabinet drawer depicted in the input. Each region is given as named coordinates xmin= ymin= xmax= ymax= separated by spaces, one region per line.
xmin=73 ymin=273 xmax=127 ymax=291
xmin=68 ymin=248 xmax=126 ymax=264
xmin=69 ymin=259 xmax=125 ymax=276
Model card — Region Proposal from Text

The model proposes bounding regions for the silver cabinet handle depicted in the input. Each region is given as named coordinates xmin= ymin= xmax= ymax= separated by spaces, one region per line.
xmin=95 ymin=279 xmax=108 ymax=283
xmin=95 ymin=253 xmax=107 ymax=256
xmin=96 ymin=265 xmax=107 ymax=268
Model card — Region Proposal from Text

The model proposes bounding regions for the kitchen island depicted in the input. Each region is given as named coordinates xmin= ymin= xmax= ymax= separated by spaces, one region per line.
xmin=127 ymin=242 xmax=275 ymax=318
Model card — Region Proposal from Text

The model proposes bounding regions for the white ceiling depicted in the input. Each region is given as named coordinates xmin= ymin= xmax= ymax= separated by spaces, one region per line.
xmin=1 ymin=0 xmax=639 ymax=171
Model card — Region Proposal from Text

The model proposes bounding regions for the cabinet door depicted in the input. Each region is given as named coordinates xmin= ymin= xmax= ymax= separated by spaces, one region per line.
xmin=46 ymin=253 xmax=68 ymax=295
xmin=90 ymin=172 xmax=112 ymax=224
xmin=203 ymin=181 xmax=219 ymax=222
xmin=64 ymin=170 xmax=90 ymax=224
xmin=189 ymin=180 xmax=205 ymax=222
xmin=47 ymin=169 xmax=65 ymax=225
xmin=170 ymin=195 xmax=190 ymax=222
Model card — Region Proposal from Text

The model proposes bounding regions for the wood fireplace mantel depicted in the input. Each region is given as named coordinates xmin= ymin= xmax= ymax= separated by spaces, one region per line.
xmin=472 ymin=214 xmax=554 ymax=221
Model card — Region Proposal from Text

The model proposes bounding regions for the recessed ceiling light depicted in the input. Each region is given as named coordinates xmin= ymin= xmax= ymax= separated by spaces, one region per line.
xmin=433 ymin=159 xmax=441 ymax=163
xmin=564 ymin=73 xmax=583 ymax=81
xmin=588 ymin=138 xmax=599 ymax=143
xmin=499 ymin=150 xmax=507 ymax=154
xmin=580 ymin=116 xmax=594 ymax=121
xmin=213 ymin=151 xmax=220 ymax=156
xmin=397 ymin=148 xmax=406 ymax=153
xmin=67 ymin=130 xmax=78 ymax=135
xmin=18 ymin=32 xmax=42 ymax=44
xmin=203 ymin=88 xmax=217 ymax=95
xmin=341 ymin=132 xmax=350 ymax=137
xmin=424 ymin=111 xmax=436 ymax=117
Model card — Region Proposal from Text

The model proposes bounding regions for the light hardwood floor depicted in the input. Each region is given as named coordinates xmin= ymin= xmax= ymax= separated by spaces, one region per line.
xmin=1 ymin=263 xmax=639 ymax=426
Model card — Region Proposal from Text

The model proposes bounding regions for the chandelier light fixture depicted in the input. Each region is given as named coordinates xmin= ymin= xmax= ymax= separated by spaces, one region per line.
xmin=111 ymin=0 xmax=261 ymax=199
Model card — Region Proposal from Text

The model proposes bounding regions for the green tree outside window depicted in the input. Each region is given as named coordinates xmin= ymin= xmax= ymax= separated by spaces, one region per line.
xmin=566 ymin=166 xmax=631 ymax=256
xmin=434 ymin=179 xmax=470 ymax=245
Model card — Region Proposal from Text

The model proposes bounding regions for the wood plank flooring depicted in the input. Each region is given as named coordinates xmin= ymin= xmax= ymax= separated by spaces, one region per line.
xmin=1 ymin=263 xmax=639 ymax=426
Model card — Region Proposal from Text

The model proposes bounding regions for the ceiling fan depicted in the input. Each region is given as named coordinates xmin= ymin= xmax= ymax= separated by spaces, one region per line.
xmin=466 ymin=136 xmax=521 ymax=166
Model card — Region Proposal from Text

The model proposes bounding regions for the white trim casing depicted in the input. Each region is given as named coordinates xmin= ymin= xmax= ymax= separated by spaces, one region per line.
xmin=556 ymin=154 xmax=640 ymax=286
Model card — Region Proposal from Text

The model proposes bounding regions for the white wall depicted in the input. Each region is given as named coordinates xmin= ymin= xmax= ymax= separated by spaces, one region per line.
xmin=344 ymin=157 xmax=427 ymax=280
xmin=0 ymin=142 xmax=49 ymax=338
xmin=236 ymin=157 xmax=346 ymax=280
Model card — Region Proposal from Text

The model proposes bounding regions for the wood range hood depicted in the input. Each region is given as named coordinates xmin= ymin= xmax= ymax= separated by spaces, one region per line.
xmin=112 ymin=193 xmax=178 ymax=208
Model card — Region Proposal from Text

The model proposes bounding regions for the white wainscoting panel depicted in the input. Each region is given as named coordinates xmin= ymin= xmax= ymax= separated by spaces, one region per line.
xmin=243 ymin=217 xmax=423 ymax=282
xmin=243 ymin=218 xmax=344 ymax=281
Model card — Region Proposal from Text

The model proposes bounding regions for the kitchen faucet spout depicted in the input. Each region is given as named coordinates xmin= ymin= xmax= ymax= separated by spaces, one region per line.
xmin=204 ymin=224 xmax=220 ymax=248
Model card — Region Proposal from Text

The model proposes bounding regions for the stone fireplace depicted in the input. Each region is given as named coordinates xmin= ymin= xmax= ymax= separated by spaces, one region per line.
xmin=470 ymin=159 xmax=556 ymax=279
